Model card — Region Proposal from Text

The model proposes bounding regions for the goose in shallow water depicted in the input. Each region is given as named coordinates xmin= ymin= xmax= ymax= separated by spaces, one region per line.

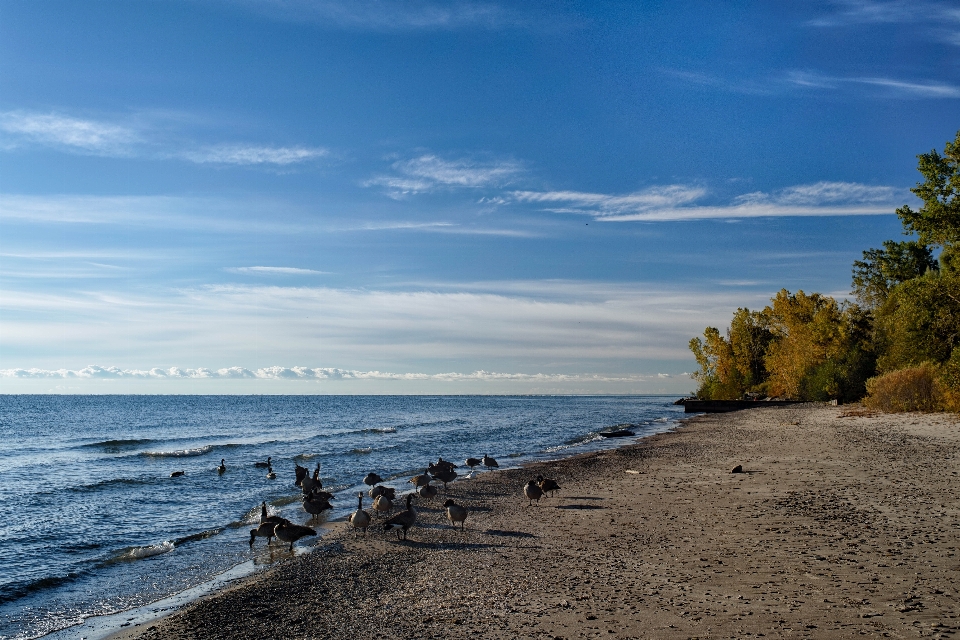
xmin=537 ymin=475 xmax=561 ymax=497
xmin=301 ymin=464 xmax=321 ymax=494
xmin=265 ymin=465 xmax=277 ymax=480
xmin=383 ymin=494 xmax=417 ymax=540
xmin=363 ymin=472 xmax=384 ymax=486
xmin=464 ymin=457 xmax=481 ymax=470
xmin=348 ymin=492 xmax=371 ymax=535
xmin=481 ymin=454 xmax=499 ymax=470
xmin=274 ymin=521 xmax=317 ymax=551
xmin=254 ymin=456 xmax=272 ymax=469
xmin=294 ymin=463 xmax=308 ymax=487
xmin=170 ymin=470 xmax=184 ymax=477
xmin=259 ymin=501 xmax=286 ymax=526
xmin=217 ymin=459 xmax=226 ymax=475
xmin=443 ymin=499 xmax=468 ymax=530
xmin=249 ymin=522 xmax=277 ymax=547
xmin=417 ymin=481 xmax=438 ymax=500
xmin=524 ymin=479 xmax=544 ymax=506
xmin=302 ymin=494 xmax=333 ymax=521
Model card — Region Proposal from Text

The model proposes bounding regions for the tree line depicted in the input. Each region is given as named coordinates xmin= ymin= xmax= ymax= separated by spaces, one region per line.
xmin=689 ymin=131 xmax=960 ymax=411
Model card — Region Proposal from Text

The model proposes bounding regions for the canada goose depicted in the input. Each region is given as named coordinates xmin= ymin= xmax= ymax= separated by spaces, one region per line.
xmin=372 ymin=494 xmax=393 ymax=516
xmin=363 ymin=472 xmax=384 ymax=486
xmin=348 ymin=492 xmax=371 ymax=535
xmin=443 ymin=499 xmax=467 ymax=530
xmin=524 ymin=479 xmax=543 ymax=506
xmin=481 ymin=454 xmax=499 ymax=470
xmin=294 ymin=463 xmax=308 ymax=487
xmin=249 ymin=522 xmax=277 ymax=547
xmin=302 ymin=494 xmax=333 ymax=521
xmin=274 ymin=521 xmax=317 ymax=551
xmin=383 ymin=494 xmax=417 ymax=540
xmin=409 ymin=470 xmax=431 ymax=488
xmin=265 ymin=465 xmax=276 ymax=480
xmin=428 ymin=458 xmax=457 ymax=474
xmin=308 ymin=488 xmax=335 ymax=502
xmin=259 ymin=501 xmax=286 ymax=525
xmin=465 ymin=457 xmax=481 ymax=470
xmin=369 ymin=485 xmax=395 ymax=500
xmin=430 ymin=467 xmax=457 ymax=489
xmin=537 ymin=475 xmax=561 ymax=497
xmin=254 ymin=456 xmax=272 ymax=469
xmin=301 ymin=464 xmax=321 ymax=494
xmin=417 ymin=481 xmax=438 ymax=500
xmin=217 ymin=459 xmax=226 ymax=475
xmin=170 ymin=470 xmax=184 ymax=477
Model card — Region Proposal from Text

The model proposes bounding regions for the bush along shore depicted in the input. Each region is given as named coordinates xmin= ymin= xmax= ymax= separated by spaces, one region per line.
xmin=689 ymin=130 xmax=960 ymax=412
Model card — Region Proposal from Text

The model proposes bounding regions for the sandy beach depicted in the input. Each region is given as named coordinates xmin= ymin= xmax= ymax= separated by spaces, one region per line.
xmin=109 ymin=404 xmax=960 ymax=639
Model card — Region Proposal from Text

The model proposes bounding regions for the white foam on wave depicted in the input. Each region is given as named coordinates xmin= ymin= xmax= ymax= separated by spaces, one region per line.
xmin=124 ymin=541 xmax=174 ymax=560
xmin=141 ymin=445 xmax=213 ymax=458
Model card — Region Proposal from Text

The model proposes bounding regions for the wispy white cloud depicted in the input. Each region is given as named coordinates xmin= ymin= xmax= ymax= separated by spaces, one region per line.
xmin=229 ymin=266 xmax=328 ymax=275
xmin=227 ymin=0 xmax=529 ymax=31
xmin=807 ymin=0 xmax=960 ymax=30
xmin=0 ymin=111 xmax=141 ymax=155
xmin=0 ymin=110 xmax=327 ymax=165
xmin=786 ymin=71 xmax=960 ymax=98
xmin=365 ymin=154 xmax=524 ymax=197
xmin=180 ymin=144 xmax=328 ymax=165
xmin=513 ymin=181 xmax=903 ymax=221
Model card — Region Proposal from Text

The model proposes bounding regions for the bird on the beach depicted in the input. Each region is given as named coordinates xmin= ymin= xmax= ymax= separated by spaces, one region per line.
xmin=254 ymin=456 xmax=272 ymax=469
xmin=481 ymin=454 xmax=499 ymax=470
xmin=428 ymin=458 xmax=457 ymax=474
xmin=383 ymin=494 xmax=417 ymax=540
xmin=370 ymin=485 xmax=396 ymax=502
xmin=348 ymin=492 xmax=371 ymax=535
xmin=443 ymin=499 xmax=468 ymax=530
xmin=363 ymin=472 xmax=384 ymax=486
xmin=274 ymin=521 xmax=317 ymax=551
xmin=265 ymin=465 xmax=277 ymax=480
xmin=249 ymin=522 xmax=278 ymax=547
xmin=372 ymin=494 xmax=393 ymax=516
xmin=430 ymin=466 xmax=458 ymax=489
xmin=302 ymin=493 xmax=333 ymax=521
xmin=465 ymin=457 xmax=481 ymax=470
xmin=417 ymin=481 xmax=438 ymax=500
xmin=409 ymin=469 xmax=432 ymax=488
xmin=524 ymin=479 xmax=543 ymax=506
xmin=170 ymin=470 xmax=185 ymax=477
xmin=217 ymin=459 xmax=226 ymax=475
xmin=537 ymin=475 xmax=561 ymax=497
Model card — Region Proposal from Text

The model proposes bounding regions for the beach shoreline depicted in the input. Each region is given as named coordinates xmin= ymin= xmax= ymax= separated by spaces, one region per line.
xmin=103 ymin=404 xmax=959 ymax=639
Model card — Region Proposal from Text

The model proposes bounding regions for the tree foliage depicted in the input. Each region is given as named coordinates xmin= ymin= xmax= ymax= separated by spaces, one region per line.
xmin=896 ymin=130 xmax=960 ymax=247
xmin=851 ymin=240 xmax=938 ymax=309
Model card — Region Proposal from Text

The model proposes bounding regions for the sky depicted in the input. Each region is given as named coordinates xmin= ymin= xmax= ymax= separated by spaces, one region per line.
xmin=1 ymin=0 xmax=958 ymax=394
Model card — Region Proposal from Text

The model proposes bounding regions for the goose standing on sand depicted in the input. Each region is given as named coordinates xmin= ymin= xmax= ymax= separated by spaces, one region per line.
xmin=481 ymin=454 xmax=499 ymax=470
xmin=254 ymin=456 xmax=272 ymax=469
xmin=372 ymin=494 xmax=393 ymax=516
xmin=170 ymin=470 xmax=184 ymax=477
xmin=443 ymin=499 xmax=468 ymax=530
xmin=465 ymin=457 xmax=481 ymax=470
xmin=217 ymin=459 xmax=226 ymax=475
xmin=430 ymin=466 xmax=458 ymax=490
xmin=348 ymin=492 xmax=371 ymax=535
xmin=417 ymin=481 xmax=438 ymax=500
xmin=409 ymin=469 xmax=432 ymax=488
xmin=383 ymin=494 xmax=417 ymax=540
xmin=524 ymin=479 xmax=544 ymax=506
xmin=363 ymin=472 xmax=384 ymax=486
xmin=537 ymin=475 xmax=561 ymax=497
xmin=274 ymin=521 xmax=317 ymax=551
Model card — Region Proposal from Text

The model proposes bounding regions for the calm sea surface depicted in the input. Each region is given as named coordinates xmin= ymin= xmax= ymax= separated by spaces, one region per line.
xmin=0 ymin=395 xmax=683 ymax=639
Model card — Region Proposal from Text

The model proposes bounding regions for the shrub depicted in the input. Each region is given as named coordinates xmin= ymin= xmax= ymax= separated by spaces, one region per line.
xmin=863 ymin=363 xmax=945 ymax=412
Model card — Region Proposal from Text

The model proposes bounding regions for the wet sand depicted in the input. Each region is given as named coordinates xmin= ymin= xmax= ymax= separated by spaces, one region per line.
xmin=110 ymin=404 xmax=960 ymax=639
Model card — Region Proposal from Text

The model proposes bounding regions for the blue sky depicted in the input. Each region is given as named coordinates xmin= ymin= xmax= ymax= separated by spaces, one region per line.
xmin=1 ymin=0 xmax=958 ymax=393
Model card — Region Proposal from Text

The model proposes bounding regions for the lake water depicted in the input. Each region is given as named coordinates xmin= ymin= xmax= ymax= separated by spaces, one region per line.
xmin=0 ymin=395 xmax=683 ymax=639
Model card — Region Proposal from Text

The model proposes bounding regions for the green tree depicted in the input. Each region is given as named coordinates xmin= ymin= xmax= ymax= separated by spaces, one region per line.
xmin=728 ymin=307 xmax=773 ymax=389
xmin=896 ymin=130 xmax=960 ymax=247
xmin=689 ymin=327 xmax=745 ymax=400
xmin=851 ymin=240 xmax=938 ymax=309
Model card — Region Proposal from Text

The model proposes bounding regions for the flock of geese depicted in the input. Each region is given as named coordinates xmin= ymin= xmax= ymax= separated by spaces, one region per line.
xmin=235 ymin=452 xmax=562 ymax=550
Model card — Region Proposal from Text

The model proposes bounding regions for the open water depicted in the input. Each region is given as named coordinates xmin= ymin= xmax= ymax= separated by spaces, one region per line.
xmin=0 ymin=395 xmax=683 ymax=639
